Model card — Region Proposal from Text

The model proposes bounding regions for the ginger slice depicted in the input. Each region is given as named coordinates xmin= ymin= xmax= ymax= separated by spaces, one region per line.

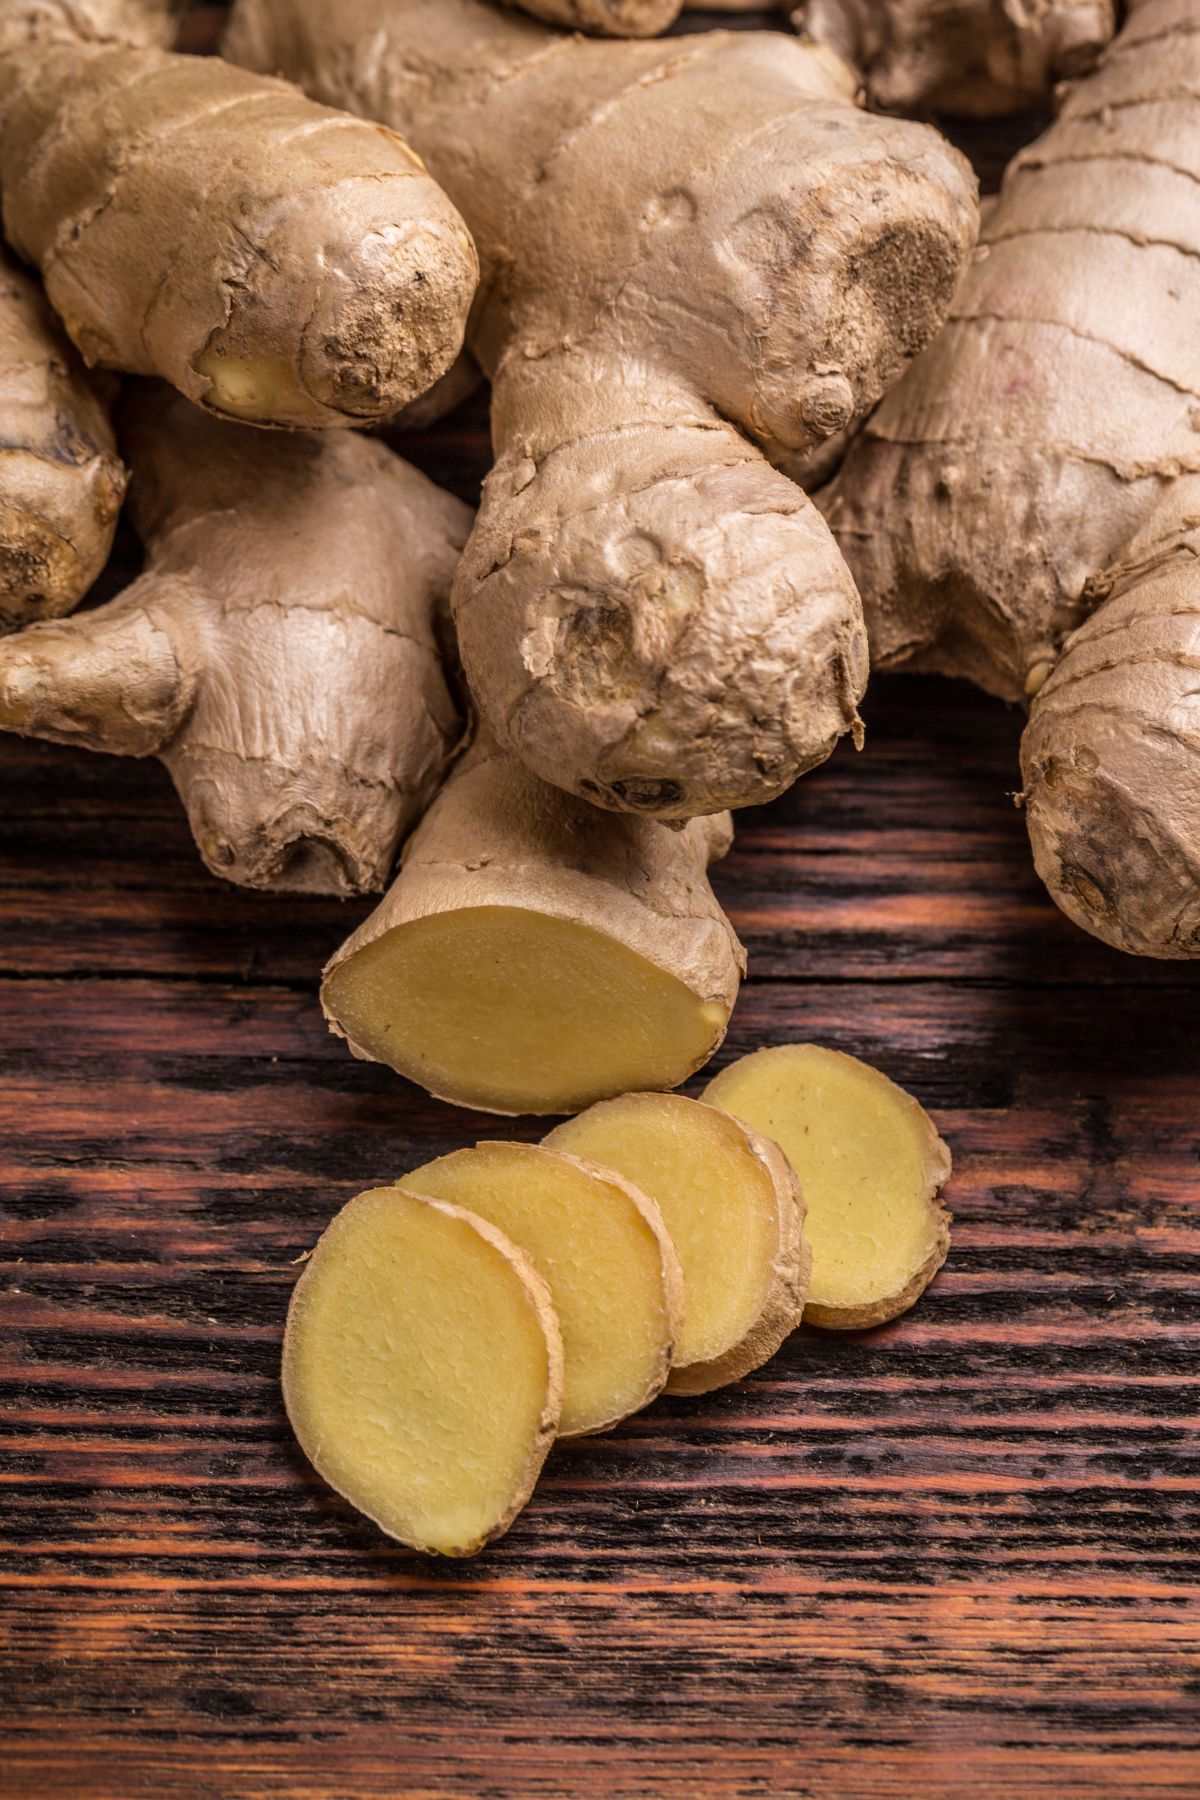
xmin=283 ymin=1186 xmax=562 ymax=1556
xmin=400 ymin=1143 xmax=682 ymax=1436
xmin=320 ymin=730 xmax=743 ymax=1115
xmin=547 ymin=1093 xmax=809 ymax=1394
xmin=704 ymin=1045 xmax=951 ymax=1329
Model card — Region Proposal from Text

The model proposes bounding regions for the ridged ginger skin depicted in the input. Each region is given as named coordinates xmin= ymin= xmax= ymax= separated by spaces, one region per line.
xmin=691 ymin=0 xmax=1116 ymax=114
xmin=0 ymin=251 xmax=125 ymax=632
xmin=225 ymin=0 xmax=978 ymax=818
xmin=822 ymin=0 xmax=1200 ymax=958
xmin=795 ymin=0 xmax=1115 ymax=114
xmin=506 ymin=0 xmax=681 ymax=30
xmin=0 ymin=386 xmax=468 ymax=896
xmin=3 ymin=0 xmax=176 ymax=47
xmin=321 ymin=729 xmax=746 ymax=1115
xmin=0 ymin=3 xmax=478 ymax=429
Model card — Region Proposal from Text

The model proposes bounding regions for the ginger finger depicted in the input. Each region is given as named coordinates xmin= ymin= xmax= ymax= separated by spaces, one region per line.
xmin=225 ymin=0 xmax=977 ymax=814
xmin=0 ymin=385 xmax=468 ymax=895
xmin=0 ymin=0 xmax=478 ymax=427
xmin=0 ymin=251 xmax=125 ymax=632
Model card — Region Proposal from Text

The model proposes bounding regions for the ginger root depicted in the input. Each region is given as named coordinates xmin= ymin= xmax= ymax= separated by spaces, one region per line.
xmin=226 ymin=0 xmax=977 ymax=816
xmin=547 ymin=1093 xmax=809 ymax=1394
xmin=505 ymin=0 xmax=680 ymax=30
xmin=283 ymin=1185 xmax=563 ymax=1556
xmin=0 ymin=0 xmax=477 ymax=428
xmin=705 ymin=1044 xmax=950 ymax=1329
xmin=321 ymin=729 xmax=745 ymax=1113
xmin=4 ymin=0 xmax=177 ymax=47
xmin=0 ymin=250 xmax=125 ymax=632
xmin=400 ymin=1143 xmax=682 ymax=1436
xmin=0 ymin=385 xmax=467 ymax=895
xmin=822 ymin=0 xmax=1200 ymax=957
xmin=510 ymin=0 xmax=1115 ymax=113
xmin=793 ymin=0 xmax=1115 ymax=115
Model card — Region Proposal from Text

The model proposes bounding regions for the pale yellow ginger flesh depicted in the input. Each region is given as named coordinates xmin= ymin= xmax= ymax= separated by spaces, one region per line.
xmin=704 ymin=1045 xmax=950 ymax=1329
xmin=547 ymin=1093 xmax=809 ymax=1394
xmin=325 ymin=908 xmax=729 ymax=1118
xmin=320 ymin=732 xmax=743 ymax=1113
xmin=399 ymin=1143 xmax=682 ymax=1436
xmin=283 ymin=1186 xmax=562 ymax=1556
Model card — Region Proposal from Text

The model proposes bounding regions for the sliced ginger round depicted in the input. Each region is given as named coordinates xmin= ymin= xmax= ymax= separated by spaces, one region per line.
xmin=546 ymin=1093 xmax=809 ymax=1394
xmin=283 ymin=1185 xmax=562 ymax=1556
xmin=704 ymin=1044 xmax=951 ymax=1329
xmin=400 ymin=1142 xmax=682 ymax=1435
xmin=323 ymin=906 xmax=730 ymax=1116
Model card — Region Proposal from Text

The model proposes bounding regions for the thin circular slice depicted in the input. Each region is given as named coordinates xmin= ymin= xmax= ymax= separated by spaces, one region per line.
xmin=322 ymin=905 xmax=731 ymax=1116
xmin=547 ymin=1093 xmax=809 ymax=1394
xmin=283 ymin=1186 xmax=562 ymax=1556
xmin=704 ymin=1044 xmax=951 ymax=1329
xmin=400 ymin=1142 xmax=682 ymax=1435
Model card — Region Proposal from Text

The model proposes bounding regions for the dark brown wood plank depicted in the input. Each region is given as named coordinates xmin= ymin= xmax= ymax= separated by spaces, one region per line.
xmin=3 ymin=666 xmax=1199 ymax=1799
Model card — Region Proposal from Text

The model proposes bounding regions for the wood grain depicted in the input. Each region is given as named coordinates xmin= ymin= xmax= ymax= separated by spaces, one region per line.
xmin=3 ymin=8 xmax=1200 ymax=1799
xmin=4 ymin=662 xmax=1199 ymax=1800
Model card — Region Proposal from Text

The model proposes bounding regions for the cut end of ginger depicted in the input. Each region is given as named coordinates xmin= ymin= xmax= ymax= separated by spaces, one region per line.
xmin=321 ymin=905 xmax=731 ymax=1116
xmin=282 ymin=1185 xmax=562 ymax=1555
xmin=704 ymin=1044 xmax=951 ymax=1330
xmin=399 ymin=1141 xmax=682 ymax=1435
xmin=546 ymin=1092 xmax=809 ymax=1394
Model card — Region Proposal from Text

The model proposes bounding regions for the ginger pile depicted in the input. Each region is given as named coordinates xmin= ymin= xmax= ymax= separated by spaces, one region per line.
xmin=12 ymin=0 xmax=1196 ymax=1569
xmin=225 ymin=0 xmax=977 ymax=819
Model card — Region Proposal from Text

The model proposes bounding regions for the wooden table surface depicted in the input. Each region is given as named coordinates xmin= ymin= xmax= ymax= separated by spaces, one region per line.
xmin=3 ymin=9 xmax=1200 ymax=1800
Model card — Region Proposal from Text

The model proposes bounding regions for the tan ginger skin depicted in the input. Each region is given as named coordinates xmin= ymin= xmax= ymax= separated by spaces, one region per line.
xmin=0 ymin=250 xmax=126 ymax=631
xmin=791 ymin=0 xmax=1115 ymax=114
xmin=225 ymin=0 xmax=977 ymax=820
xmin=0 ymin=1 xmax=478 ymax=430
xmin=507 ymin=0 xmax=682 ymax=30
xmin=822 ymin=0 xmax=1200 ymax=959
xmin=2 ymin=0 xmax=177 ymax=46
xmin=509 ymin=0 xmax=1116 ymax=114
xmin=0 ymin=386 xmax=468 ymax=896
